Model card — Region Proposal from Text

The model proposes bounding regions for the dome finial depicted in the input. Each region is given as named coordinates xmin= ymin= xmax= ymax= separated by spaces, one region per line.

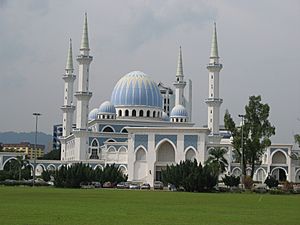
xmin=176 ymin=46 xmax=183 ymax=77
xmin=80 ymin=13 xmax=89 ymax=51
xmin=65 ymin=38 xmax=74 ymax=71
xmin=210 ymin=22 xmax=219 ymax=58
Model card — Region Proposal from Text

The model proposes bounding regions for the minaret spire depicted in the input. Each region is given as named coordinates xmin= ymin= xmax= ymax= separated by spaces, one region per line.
xmin=80 ymin=12 xmax=89 ymax=52
xmin=176 ymin=46 xmax=183 ymax=77
xmin=210 ymin=22 xmax=219 ymax=59
xmin=66 ymin=38 xmax=74 ymax=71
xmin=173 ymin=46 xmax=186 ymax=107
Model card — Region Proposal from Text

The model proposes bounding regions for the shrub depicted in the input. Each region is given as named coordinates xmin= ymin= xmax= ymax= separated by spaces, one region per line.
xmin=222 ymin=175 xmax=240 ymax=188
xmin=162 ymin=159 xmax=218 ymax=192
xmin=243 ymin=176 xmax=254 ymax=189
xmin=53 ymin=163 xmax=127 ymax=188
xmin=264 ymin=175 xmax=279 ymax=189
xmin=282 ymin=181 xmax=293 ymax=193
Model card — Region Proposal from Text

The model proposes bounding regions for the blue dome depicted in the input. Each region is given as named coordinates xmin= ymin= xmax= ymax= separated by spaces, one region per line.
xmin=170 ymin=105 xmax=188 ymax=118
xmin=111 ymin=71 xmax=163 ymax=108
xmin=162 ymin=112 xmax=169 ymax=121
xmin=88 ymin=108 xmax=99 ymax=120
xmin=99 ymin=101 xmax=116 ymax=114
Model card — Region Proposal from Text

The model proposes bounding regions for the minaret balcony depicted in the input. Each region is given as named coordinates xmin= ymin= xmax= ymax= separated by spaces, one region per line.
xmin=173 ymin=81 xmax=186 ymax=88
xmin=207 ymin=63 xmax=222 ymax=71
xmin=61 ymin=105 xmax=76 ymax=112
xmin=205 ymin=98 xmax=223 ymax=105
xmin=74 ymin=91 xmax=92 ymax=100
xmin=76 ymin=55 xmax=93 ymax=63
xmin=62 ymin=74 xmax=76 ymax=81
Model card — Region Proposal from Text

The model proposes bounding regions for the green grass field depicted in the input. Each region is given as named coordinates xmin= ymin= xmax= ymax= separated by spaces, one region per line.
xmin=0 ymin=187 xmax=300 ymax=225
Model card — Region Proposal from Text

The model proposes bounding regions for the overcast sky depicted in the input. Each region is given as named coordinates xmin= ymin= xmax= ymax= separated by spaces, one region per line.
xmin=0 ymin=0 xmax=299 ymax=144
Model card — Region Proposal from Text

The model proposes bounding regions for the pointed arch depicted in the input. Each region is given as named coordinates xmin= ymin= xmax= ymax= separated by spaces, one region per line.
xmin=232 ymin=167 xmax=242 ymax=177
xmin=271 ymin=167 xmax=287 ymax=181
xmin=185 ymin=147 xmax=197 ymax=161
xmin=47 ymin=164 xmax=56 ymax=171
xmin=91 ymin=138 xmax=99 ymax=147
xmin=254 ymin=168 xmax=267 ymax=182
xmin=118 ymin=165 xmax=127 ymax=175
xmin=135 ymin=146 xmax=147 ymax=161
xmin=271 ymin=150 xmax=287 ymax=164
xmin=120 ymin=128 xmax=128 ymax=133
xmin=101 ymin=125 xmax=115 ymax=133
xmin=93 ymin=164 xmax=104 ymax=170
xmin=156 ymin=139 xmax=176 ymax=162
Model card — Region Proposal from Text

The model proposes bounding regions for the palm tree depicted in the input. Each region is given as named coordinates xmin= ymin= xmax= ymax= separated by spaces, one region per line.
xmin=205 ymin=147 xmax=228 ymax=176
xmin=16 ymin=156 xmax=29 ymax=181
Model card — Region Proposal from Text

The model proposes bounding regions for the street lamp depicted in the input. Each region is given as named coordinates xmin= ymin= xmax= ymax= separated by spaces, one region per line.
xmin=238 ymin=114 xmax=245 ymax=188
xmin=33 ymin=112 xmax=41 ymax=186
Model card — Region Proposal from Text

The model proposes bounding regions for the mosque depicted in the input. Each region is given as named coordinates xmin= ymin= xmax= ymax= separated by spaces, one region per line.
xmin=1 ymin=14 xmax=298 ymax=185
xmin=58 ymin=14 xmax=300 ymax=185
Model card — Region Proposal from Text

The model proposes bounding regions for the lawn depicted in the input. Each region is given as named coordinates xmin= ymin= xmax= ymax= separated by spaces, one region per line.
xmin=0 ymin=187 xmax=300 ymax=225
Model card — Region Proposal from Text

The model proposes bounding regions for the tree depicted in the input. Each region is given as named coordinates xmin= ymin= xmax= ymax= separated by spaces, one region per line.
xmin=294 ymin=134 xmax=300 ymax=147
xmin=224 ymin=95 xmax=275 ymax=178
xmin=16 ymin=156 xmax=29 ymax=181
xmin=40 ymin=149 xmax=60 ymax=160
xmin=205 ymin=147 xmax=228 ymax=177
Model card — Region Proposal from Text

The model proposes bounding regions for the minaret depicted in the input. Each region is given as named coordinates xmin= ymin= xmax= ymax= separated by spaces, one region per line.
xmin=75 ymin=13 xmax=93 ymax=130
xmin=205 ymin=23 xmax=223 ymax=135
xmin=61 ymin=39 xmax=76 ymax=137
xmin=173 ymin=46 xmax=186 ymax=106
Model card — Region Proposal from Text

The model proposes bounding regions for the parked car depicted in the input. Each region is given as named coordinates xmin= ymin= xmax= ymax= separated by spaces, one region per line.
xmin=153 ymin=181 xmax=164 ymax=190
xmin=129 ymin=183 xmax=140 ymax=190
xmin=102 ymin=181 xmax=114 ymax=188
xmin=140 ymin=183 xmax=151 ymax=190
xmin=252 ymin=184 xmax=267 ymax=193
xmin=117 ymin=182 xmax=130 ymax=189
xmin=91 ymin=182 xmax=102 ymax=188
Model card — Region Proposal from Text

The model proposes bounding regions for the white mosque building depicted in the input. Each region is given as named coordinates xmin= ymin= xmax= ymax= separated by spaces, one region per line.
xmin=1 ymin=14 xmax=299 ymax=185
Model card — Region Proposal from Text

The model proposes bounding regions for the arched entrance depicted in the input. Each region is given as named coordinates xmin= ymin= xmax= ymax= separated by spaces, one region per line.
xmin=155 ymin=140 xmax=175 ymax=181
xmin=271 ymin=168 xmax=287 ymax=182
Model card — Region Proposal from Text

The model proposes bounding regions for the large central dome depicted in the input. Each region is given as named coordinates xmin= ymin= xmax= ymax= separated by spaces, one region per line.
xmin=111 ymin=71 xmax=163 ymax=108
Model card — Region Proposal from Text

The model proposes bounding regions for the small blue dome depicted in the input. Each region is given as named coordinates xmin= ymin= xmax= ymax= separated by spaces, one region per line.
xmin=99 ymin=101 xmax=116 ymax=114
xmin=162 ymin=112 xmax=169 ymax=121
xmin=170 ymin=105 xmax=188 ymax=118
xmin=111 ymin=71 xmax=163 ymax=108
xmin=88 ymin=108 xmax=99 ymax=120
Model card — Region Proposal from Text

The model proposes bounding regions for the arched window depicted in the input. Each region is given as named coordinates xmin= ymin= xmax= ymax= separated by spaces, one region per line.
xmin=107 ymin=139 xmax=116 ymax=142
xmin=121 ymin=128 xmax=128 ymax=133
xmin=92 ymin=139 xmax=98 ymax=147
xmin=132 ymin=110 xmax=136 ymax=117
xmin=153 ymin=111 xmax=156 ymax=118
xmin=103 ymin=126 xmax=114 ymax=133
xmin=136 ymin=148 xmax=146 ymax=161
xmin=139 ymin=110 xmax=144 ymax=117
xmin=125 ymin=110 xmax=129 ymax=116
xmin=118 ymin=110 xmax=122 ymax=117
xmin=147 ymin=110 xmax=150 ymax=117
xmin=180 ymin=118 xmax=183 ymax=122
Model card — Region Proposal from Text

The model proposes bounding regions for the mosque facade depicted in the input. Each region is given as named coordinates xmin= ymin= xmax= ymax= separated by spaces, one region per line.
xmin=54 ymin=14 xmax=300 ymax=185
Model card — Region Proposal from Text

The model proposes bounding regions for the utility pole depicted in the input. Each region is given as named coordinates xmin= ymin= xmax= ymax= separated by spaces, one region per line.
xmin=32 ymin=112 xmax=41 ymax=186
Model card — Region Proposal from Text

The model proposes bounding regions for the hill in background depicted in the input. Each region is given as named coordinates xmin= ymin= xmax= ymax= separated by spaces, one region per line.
xmin=0 ymin=132 xmax=52 ymax=153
